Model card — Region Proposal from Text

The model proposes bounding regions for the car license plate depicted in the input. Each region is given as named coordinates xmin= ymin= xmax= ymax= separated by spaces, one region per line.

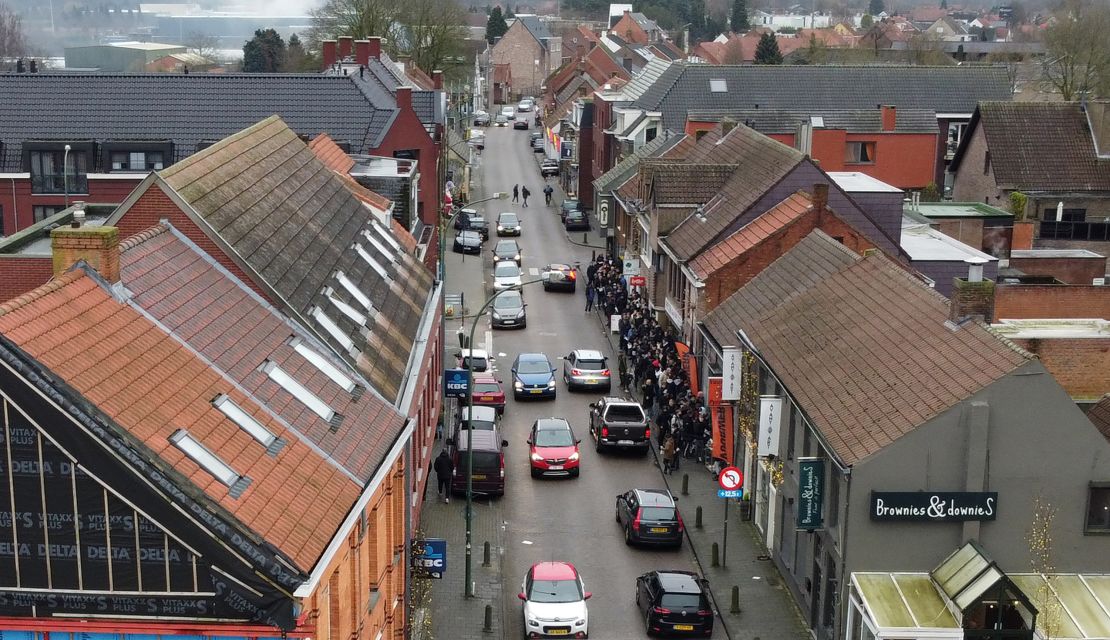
xmin=586 ymin=379 xmax=596 ymax=384
xmin=674 ymin=624 xmax=694 ymax=631
xmin=618 ymin=439 xmax=634 ymax=445
xmin=503 ymin=320 xmax=515 ymax=324
xmin=530 ymin=389 xmax=543 ymax=394
xmin=472 ymin=474 xmax=486 ymax=480
xmin=549 ymin=631 xmax=569 ymax=636
xmin=650 ymin=527 xmax=668 ymax=533
xmin=549 ymin=465 xmax=563 ymax=470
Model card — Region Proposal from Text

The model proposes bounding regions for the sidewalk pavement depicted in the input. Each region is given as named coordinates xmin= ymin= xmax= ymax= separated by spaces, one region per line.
xmin=594 ymin=312 xmax=810 ymax=640
xmin=417 ymin=403 xmax=507 ymax=640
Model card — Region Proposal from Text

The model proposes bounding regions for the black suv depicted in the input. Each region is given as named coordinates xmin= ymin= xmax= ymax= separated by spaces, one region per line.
xmin=616 ymin=488 xmax=683 ymax=547
xmin=588 ymin=397 xmax=649 ymax=453
xmin=636 ymin=570 xmax=714 ymax=637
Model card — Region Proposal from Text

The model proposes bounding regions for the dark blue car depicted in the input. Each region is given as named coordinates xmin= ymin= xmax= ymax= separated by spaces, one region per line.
xmin=512 ymin=353 xmax=557 ymax=400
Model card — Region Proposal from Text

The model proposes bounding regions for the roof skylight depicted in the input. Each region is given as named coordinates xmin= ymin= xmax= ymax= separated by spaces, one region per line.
xmin=325 ymin=287 xmax=367 ymax=325
xmin=363 ymin=231 xmax=396 ymax=262
xmin=372 ymin=223 xmax=402 ymax=253
xmin=292 ymin=339 xmax=357 ymax=393
xmin=310 ymin=306 xmax=355 ymax=352
xmin=170 ymin=429 xmax=248 ymax=494
xmin=355 ymin=243 xmax=391 ymax=280
xmin=213 ymin=394 xmax=280 ymax=450
xmin=709 ymin=79 xmax=727 ymax=93
xmin=336 ymin=271 xmax=373 ymax=311
xmin=264 ymin=361 xmax=336 ymax=421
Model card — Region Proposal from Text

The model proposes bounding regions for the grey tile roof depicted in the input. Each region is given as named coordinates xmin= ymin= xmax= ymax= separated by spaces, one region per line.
xmin=689 ymin=108 xmax=939 ymax=134
xmin=0 ymin=72 xmax=399 ymax=171
xmin=594 ymin=130 xmax=685 ymax=193
xmin=647 ymin=163 xmax=738 ymax=205
xmin=354 ymin=54 xmax=437 ymax=125
xmin=703 ymin=230 xmax=1030 ymax=465
xmin=146 ymin=116 xmax=435 ymax=404
xmin=411 ymin=91 xmax=436 ymax=126
xmin=610 ymin=57 xmax=672 ymax=102
xmin=633 ymin=63 xmax=1012 ymax=130
xmin=516 ymin=15 xmax=553 ymax=45
xmin=951 ymin=101 xmax=1110 ymax=191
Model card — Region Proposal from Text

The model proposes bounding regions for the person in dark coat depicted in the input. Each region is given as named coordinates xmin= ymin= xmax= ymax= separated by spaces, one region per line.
xmin=512 ymin=184 xmax=519 ymax=202
xmin=521 ymin=185 xmax=531 ymax=207
xmin=434 ymin=449 xmax=454 ymax=503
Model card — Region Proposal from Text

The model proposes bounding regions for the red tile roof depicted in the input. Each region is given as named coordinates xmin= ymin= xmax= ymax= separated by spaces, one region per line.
xmin=689 ymin=191 xmax=813 ymax=278
xmin=0 ymin=267 xmax=361 ymax=570
xmin=308 ymin=133 xmax=355 ymax=173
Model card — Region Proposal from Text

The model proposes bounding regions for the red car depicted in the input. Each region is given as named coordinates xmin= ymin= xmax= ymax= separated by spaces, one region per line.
xmin=528 ymin=417 xmax=581 ymax=478
xmin=472 ymin=373 xmax=506 ymax=415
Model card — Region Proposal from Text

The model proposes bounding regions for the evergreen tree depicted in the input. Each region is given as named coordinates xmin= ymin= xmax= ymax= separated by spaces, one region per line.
xmin=285 ymin=33 xmax=308 ymax=71
xmin=242 ymin=28 xmax=286 ymax=72
xmin=485 ymin=6 xmax=508 ymax=44
xmin=868 ymin=0 xmax=883 ymax=16
xmin=861 ymin=13 xmax=874 ymax=29
xmin=754 ymin=31 xmax=783 ymax=64
xmin=504 ymin=4 xmax=514 ymax=18
xmin=730 ymin=0 xmax=749 ymax=32
xmin=940 ymin=0 xmax=947 ymax=8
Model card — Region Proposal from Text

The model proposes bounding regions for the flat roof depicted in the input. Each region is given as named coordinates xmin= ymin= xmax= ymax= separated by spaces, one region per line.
xmin=900 ymin=219 xmax=997 ymax=262
xmin=1011 ymin=249 xmax=1105 ymax=259
xmin=828 ymin=171 xmax=902 ymax=193
xmin=351 ymin=155 xmax=417 ymax=177
xmin=0 ymin=205 xmax=116 ymax=255
xmin=907 ymin=201 xmax=1014 ymax=219
xmin=991 ymin=318 xmax=1110 ymax=339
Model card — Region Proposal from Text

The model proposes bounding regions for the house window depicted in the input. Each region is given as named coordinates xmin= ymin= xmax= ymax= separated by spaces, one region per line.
xmin=109 ymin=150 xmax=164 ymax=172
xmin=844 ymin=142 xmax=875 ymax=164
xmin=0 ymin=204 xmax=4 ymax=237
xmin=1042 ymin=208 xmax=1086 ymax=222
xmin=30 ymin=150 xmax=88 ymax=194
xmin=1086 ymin=484 xmax=1110 ymax=533
xmin=33 ymin=205 xmax=62 ymax=222
xmin=645 ymin=127 xmax=657 ymax=143
xmin=983 ymin=150 xmax=991 ymax=175
xmin=709 ymin=79 xmax=727 ymax=92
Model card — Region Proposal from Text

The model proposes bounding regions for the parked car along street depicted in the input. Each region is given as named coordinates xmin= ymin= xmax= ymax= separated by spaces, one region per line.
xmin=589 ymin=397 xmax=650 ymax=453
xmin=473 ymin=110 xmax=491 ymax=126
xmin=616 ymin=489 xmax=684 ymax=548
xmin=564 ymin=210 xmax=590 ymax=231
xmin=541 ymin=159 xmax=560 ymax=177
xmin=471 ymin=372 xmax=506 ymax=414
xmin=563 ymin=349 xmax=610 ymax=391
xmin=636 ymin=570 xmax=714 ymax=637
xmin=453 ymin=230 xmax=482 ymax=254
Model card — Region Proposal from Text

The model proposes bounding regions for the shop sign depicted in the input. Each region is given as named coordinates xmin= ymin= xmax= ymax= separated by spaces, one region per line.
xmin=707 ymin=378 xmax=735 ymax=466
xmin=721 ymin=346 xmax=742 ymax=401
xmin=412 ymin=538 xmax=447 ymax=579
xmin=870 ymin=492 xmax=997 ymax=522
xmin=444 ymin=369 xmax=469 ymax=398
xmin=629 ymin=276 xmax=646 ymax=286
xmin=757 ymin=396 xmax=783 ymax=458
xmin=597 ymin=196 xmax=612 ymax=227
xmin=797 ymin=458 xmax=824 ymax=530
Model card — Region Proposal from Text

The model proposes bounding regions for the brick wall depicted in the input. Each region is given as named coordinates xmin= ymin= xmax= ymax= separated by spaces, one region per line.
xmin=1011 ymin=337 xmax=1110 ymax=401
xmin=949 ymin=278 xmax=995 ymax=321
xmin=491 ymin=22 xmax=545 ymax=99
xmin=0 ymin=175 xmax=142 ymax=236
xmin=952 ymin=125 xmax=1007 ymax=208
xmin=993 ymin=285 xmax=1110 ymax=321
xmin=0 ymin=256 xmax=54 ymax=301
xmin=935 ymin=218 xmax=985 ymax=250
xmin=1008 ymin=255 xmax=1107 ymax=285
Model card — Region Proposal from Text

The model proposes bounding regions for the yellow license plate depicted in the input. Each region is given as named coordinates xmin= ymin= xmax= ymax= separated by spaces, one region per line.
xmin=674 ymin=624 xmax=694 ymax=631
xmin=650 ymin=527 xmax=668 ymax=533
xmin=530 ymin=389 xmax=543 ymax=394
xmin=549 ymin=631 xmax=569 ymax=636
xmin=586 ymin=379 xmax=597 ymax=383
xmin=472 ymin=474 xmax=486 ymax=480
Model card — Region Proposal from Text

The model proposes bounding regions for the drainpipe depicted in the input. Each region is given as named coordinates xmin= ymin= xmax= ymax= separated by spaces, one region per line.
xmin=9 ymin=177 xmax=17 ymax=231
xmin=838 ymin=466 xmax=852 ymax=639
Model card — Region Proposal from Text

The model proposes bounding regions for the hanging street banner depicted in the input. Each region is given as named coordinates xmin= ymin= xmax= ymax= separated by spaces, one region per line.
xmin=708 ymin=377 xmax=734 ymax=466
xmin=870 ymin=492 xmax=998 ymax=522
xmin=797 ymin=458 xmax=825 ymax=530
xmin=757 ymin=396 xmax=784 ymax=458
xmin=721 ymin=346 xmax=742 ymax=401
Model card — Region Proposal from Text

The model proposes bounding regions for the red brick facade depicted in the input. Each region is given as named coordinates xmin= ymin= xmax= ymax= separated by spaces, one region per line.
xmin=1 ymin=175 xmax=143 ymax=236
xmin=1010 ymin=337 xmax=1110 ymax=402
xmin=993 ymin=285 xmax=1110 ymax=322
xmin=0 ymin=257 xmax=54 ymax=301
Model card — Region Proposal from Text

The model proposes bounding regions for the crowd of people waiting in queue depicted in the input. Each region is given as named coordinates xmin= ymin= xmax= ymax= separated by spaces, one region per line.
xmin=583 ymin=256 xmax=722 ymax=475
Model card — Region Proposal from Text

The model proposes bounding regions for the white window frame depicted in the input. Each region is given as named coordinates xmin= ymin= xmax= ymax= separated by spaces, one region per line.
xmin=292 ymin=339 xmax=357 ymax=393
xmin=371 ymin=223 xmax=402 ymax=253
xmin=263 ymin=361 xmax=336 ymax=421
xmin=335 ymin=271 xmax=374 ymax=312
xmin=169 ymin=429 xmax=240 ymax=486
xmin=355 ymin=243 xmax=392 ymax=280
xmin=325 ymin=286 xmax=367 ymax=325
xmin=310 ymin=306 xmax=355 ymax=352
xmin=213 ymin=394 xmax=277 ymax=447
xmin=363 ymin=230 xmax=396 ymax=262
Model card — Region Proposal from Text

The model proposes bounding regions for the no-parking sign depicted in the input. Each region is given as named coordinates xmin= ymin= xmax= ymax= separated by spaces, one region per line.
xmin=718 ymin=466 xmax=744 ymax=498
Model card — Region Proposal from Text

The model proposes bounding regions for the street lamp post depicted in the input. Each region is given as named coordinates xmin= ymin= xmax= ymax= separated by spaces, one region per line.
xmin=461 ymin=279 xmax=543 ymax=597
xmin=63 ymin=144 xmax=71 ymax=209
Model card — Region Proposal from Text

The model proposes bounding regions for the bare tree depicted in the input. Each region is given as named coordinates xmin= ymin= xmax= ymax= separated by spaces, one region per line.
xmin=185 ymin=31 xmax=220 ymax=62
xmin=0 ymin=2 xmax=27 ymax=59
xmin=396 ymin=0 xmax=465 ymax=75
xmin=306 ymin=0 xmax=403 ymax=52
xmin=1041 ymin=0 xmax=1110 ymax=100
xmin=1027 ymin=495 xmax=1063 ymax=639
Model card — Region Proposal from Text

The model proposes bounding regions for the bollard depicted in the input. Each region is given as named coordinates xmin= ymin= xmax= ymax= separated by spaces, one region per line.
xmin=483 ymin=541 xmax=491 ymax=567
xmin=483 ymin=604 xmax=493 ymax=632
xmin=583 ymin=232 xmax=589 ymax=244
xmin=695 ymin=505 xmax=703 ymax=528
xmin=731 ymin=586 xmax=741 ymax=613
xmin=711 ymin=542 xmax=720 ymax=567
xmin=682 ymin=473 xmax=689 ymax=496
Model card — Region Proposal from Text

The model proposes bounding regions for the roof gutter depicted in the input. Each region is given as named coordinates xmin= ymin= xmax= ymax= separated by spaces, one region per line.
xmin=294 ymin=416 xmax=414 ymax=599
xmin=398 ymin=278 xmax=442 ymax=413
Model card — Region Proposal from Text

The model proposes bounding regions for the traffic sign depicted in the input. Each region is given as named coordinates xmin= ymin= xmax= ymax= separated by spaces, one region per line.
xmin=718 ymin=489 xmax=743 ymax=499
xmin=718 ymin=466 xmax=743 ymax=491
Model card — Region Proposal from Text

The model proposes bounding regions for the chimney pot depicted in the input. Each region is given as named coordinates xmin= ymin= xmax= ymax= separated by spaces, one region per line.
xmin=965 ymin=256 xmax=988 ymax=283
xmin=51 ymin=225 xmax=121 ymax=284
xmin=338 ymin=36 xmax=354 ymax=60
xmin=355 ymin=39 xmax=371 ymax=66
xmin=396 ymin=85 xmax=412 ymax=112
xmin=432 ymin=69 xmax=444 ymax=90
xmin=368 ymin=36 xmax=382 ymax=61
xmin=881 ymin=104 xmax=897 ymax=131
xmin=322 ymin=40 xmax=338 ymax=69
xmin=812 ymin=183 xmax=829 ymax=213
xmin=29 ymin=59 xmax=37 ymax=73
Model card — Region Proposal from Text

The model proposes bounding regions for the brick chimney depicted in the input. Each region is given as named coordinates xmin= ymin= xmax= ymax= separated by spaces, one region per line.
xmin=51 ymin=225 xmax=121 ymax=284
xmin=338 ymin=36 xmax=353 ymax=61
xmin=396 ymin=86 xmax=412 ymax=112
xmin=322 ymin=40 xmax=337 ymax=68
xmin=721 ymin=118 xmax=738 ymax=136
xmin=881 ymin=105 xmax=897 ymax=132
xmin=812 ymin=183 xmax=829 ymax=216
xmin=354 ymin=40 xmax=371 ymax=66
xmin=432 ymin=69 xmax=444 ymax=90
xmin=368 ymin=37 xmax=382 ymax=60
xmin=949 ymin=257 xmax=994 ymax=323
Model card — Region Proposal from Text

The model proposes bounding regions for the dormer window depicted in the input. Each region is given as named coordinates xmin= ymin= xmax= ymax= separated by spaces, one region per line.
xmin=110 ymin=150 xmax=164 ymax=172
xmin=355 ymin=243 xmax=392 ymax=280
xmin=170 ymin=429 xmax=251 ymax=497
xmin=309 ymin=306 xmax=355 ymax=352
xmin=263 ymin=361 xmax=336 ymax=422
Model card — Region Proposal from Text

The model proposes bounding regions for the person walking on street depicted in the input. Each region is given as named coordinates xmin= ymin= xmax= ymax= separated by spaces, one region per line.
xmin=662 ymin=435 xmax=677 ymax=474
xmin=512 ymin=184 xmax=519 ymax=203
xmin=543 ymin=184 xmax=553 ymax=205
xmin=585 ymin=283 xmax=596 ymax=311
xmin=521 ymin=186 xmax=531 ymax=207
xmin=433 ymin=449 xmax=454 ymax=503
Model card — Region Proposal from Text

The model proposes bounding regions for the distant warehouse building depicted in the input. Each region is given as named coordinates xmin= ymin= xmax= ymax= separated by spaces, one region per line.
xmin=64 ymin=42 xmax=187 ymax=71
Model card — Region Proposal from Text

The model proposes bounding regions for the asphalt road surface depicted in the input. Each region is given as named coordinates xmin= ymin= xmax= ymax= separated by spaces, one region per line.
xmin=443 ymin=114 xmax=702 ymax=639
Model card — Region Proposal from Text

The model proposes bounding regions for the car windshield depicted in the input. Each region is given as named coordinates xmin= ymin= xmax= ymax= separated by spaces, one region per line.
xmin=606 ymin=405 xmax=645 ymax=422
xmin=496 ymin=241 xmax=517 ymax=252
xmin=499 ymin=214 xmax=518 ymax=224
xmin=494 ymin=293 xmax=522 ymax=308
xmin=535 ymin=429 xmax=574 ymax=447
xmin=470 ymin=216 xmax=486 ymax=224
xmin=517 ymin=359 xmax=551 ymax=374
xmin=459 ymin=232 xmax=477 ymax=241
xmin=576 ymin=359 xmax=606 ymax=371
xmin=474 ymin=382 xmax=501 ymax=394
xmin=529 ymin=579 xmax=582 ymax=603
xmin=660 ymin=593 xmax=706 ymax=610
xmin=564 ymin=200 xmax=579 ymax=209
xmin=641 ymin=506 xmax=675 ymax=520
xmin=495 ymin=264 xmax=520 ymax=277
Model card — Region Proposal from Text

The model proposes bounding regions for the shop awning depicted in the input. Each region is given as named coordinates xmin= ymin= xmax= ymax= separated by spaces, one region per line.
xmin=1010 ymin=574 xmax=1110 ymax=639
xmin=854 ymin=573 xmax=961 ymax=633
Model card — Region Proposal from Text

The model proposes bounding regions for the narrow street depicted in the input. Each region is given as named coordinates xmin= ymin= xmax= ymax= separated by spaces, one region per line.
xmin=440 ymin=116 xmax=702 ymax=638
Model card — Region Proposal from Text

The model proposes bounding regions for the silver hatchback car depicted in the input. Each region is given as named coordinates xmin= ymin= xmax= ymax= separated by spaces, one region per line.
xmin=562 ymin=349 xmax=611 ymax=391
